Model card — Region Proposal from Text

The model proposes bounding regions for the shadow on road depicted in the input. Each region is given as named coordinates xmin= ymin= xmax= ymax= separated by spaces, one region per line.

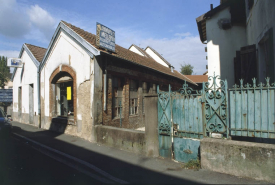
xmin=11 ymin=124 xmax=200 ymax=184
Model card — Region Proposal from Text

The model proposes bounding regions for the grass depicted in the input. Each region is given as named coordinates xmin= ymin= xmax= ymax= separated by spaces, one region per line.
xmin=182 ymin=159 xmax=201 ymax=170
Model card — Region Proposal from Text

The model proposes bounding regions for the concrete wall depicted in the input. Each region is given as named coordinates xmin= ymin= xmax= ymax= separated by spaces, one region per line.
xmin=40 ymin=30 xmax=95 ymax=141
xmin=206 ymin=7 xmax=247 ymax=88
xmin=12 ymin=50 xmax=38 ymax=124
xmin=201 ymin=138 xmax=275 ymax=183
xmin=95 ymin=125 xmax=146 ymax=154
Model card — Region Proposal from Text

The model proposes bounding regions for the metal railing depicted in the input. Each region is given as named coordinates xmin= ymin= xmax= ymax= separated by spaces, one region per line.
xmin=229 ymin=77 xmax=275 ymax=139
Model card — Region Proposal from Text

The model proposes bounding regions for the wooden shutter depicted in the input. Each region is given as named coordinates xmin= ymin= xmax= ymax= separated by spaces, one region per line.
xmin=234 ymin=44 xmax=257 ymax=85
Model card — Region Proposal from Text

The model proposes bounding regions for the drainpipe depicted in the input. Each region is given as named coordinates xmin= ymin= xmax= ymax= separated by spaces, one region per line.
xmin=37 ymin=67 xmax=41 ymax=128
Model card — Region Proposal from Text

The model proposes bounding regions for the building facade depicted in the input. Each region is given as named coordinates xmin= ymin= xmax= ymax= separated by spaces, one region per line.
xmin=196 ymin=0 xmax=275 ymax=87
xmin=12 ymin=44 xmax=46 ymax=125
xmin=12 ymin=21 xmax=196 ymax=141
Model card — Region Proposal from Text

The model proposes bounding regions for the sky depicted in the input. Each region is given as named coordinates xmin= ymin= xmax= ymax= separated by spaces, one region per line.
xmin=0 ymin=0 xmax=220 ymax=74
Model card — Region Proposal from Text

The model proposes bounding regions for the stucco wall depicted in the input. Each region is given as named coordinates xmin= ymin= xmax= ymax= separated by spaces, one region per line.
xmin=201 ymin=138 xmax=275 ymax=183
xmin=12 ymin=50 xmax=38 ymax=123
xmin=206 ymin=7 xmax=247 ymax=88
xmin=40 ymin=30 xmax=95 ymax=140
xmin=129 ymin=46 xmax=145 ymax=56
xmin=145 ymin=47 xmax=169 ymax=68
xmin=246 ymin=0 xmax=275 ymax=82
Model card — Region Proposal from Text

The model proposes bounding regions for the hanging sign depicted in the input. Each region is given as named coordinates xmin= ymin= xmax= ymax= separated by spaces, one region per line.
xmin=0 ymin=89 xmax=13 ymax=103
xmin=96 ymin=22 xmax=115 ymax=52
xmin=67 ymin=87 xmax=71 ymax=100
xmin=7 ymin=58 xmax=23 ymax=68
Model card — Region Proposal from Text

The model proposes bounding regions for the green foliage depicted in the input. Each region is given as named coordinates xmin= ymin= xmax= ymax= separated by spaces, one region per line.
xmin=183 ymin=159 xmax=200 ymax=170
xmin=0 ymin=56 xmax=10 ymax=88
xmin=180 ymin=63 xmax=194 ymax=75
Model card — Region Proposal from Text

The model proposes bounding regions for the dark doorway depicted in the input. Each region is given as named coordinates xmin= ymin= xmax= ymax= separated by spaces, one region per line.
xmin=29 ymin=84 xmax=34 ymax=124
xmin=54 ymin=75 xmax=74 ymax=120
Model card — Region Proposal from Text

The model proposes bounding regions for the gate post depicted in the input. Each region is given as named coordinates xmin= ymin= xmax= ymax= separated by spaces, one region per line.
xmin=201 ymin=82 xmax=207 ymax=137
xmin=145 ymin=94 xmax=159 ymax=157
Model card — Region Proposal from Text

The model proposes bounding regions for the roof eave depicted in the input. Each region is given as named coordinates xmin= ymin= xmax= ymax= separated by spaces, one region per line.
xmin=39 ymin=21 xmax=100 ymax=72
xmin=196 ymin=1 xmax=233 ymax=44
xmin=11 ymin=44 xmax=41 ymax=81
xmin=145 ymin=46 xmax=172 ymax=67
xmin=101 ymin=52 xmax=197 ymax=86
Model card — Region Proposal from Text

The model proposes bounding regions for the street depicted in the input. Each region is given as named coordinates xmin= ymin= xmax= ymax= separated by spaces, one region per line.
xmin=0 ymin=137 xmax=100 ymax=185
xmin=6 ymin=122 xmax=268 ymax=185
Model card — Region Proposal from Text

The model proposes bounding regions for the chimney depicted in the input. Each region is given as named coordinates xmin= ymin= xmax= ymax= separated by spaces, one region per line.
xmin=170 ymin=66 xmax=174 ymax=72
xmin=210 ymin=4 xmax=213 ymax=10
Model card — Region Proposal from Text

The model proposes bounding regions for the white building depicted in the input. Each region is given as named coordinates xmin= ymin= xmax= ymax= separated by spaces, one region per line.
xmin=196 ymin=0 xmax=275 ymax=87
xmin=12 ymin=44 xmax=46 ymax=125
xmin=12 ymin=21 xmax=196 ymax=141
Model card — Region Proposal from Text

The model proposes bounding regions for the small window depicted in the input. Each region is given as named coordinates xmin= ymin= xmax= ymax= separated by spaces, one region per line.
xmin=130 ymin=79 xmax=138 ymax=115
xmin=112 ymin=77 xmax=124 ymax=118
xmin=152 ymin=84 xmax=157 ymax=94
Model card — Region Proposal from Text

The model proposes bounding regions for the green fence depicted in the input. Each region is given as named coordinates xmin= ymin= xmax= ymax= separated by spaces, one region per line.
xmin=229 ymin=78 xmax=275 ymax=139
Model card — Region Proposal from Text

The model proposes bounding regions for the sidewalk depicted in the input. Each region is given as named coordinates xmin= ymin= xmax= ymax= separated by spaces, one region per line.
xmin=11 ymin=121 xmax=268 ymax=184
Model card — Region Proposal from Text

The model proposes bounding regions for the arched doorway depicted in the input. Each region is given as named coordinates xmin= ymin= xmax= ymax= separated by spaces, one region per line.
xmin=49 ymin=65 xmax=77 ymax=123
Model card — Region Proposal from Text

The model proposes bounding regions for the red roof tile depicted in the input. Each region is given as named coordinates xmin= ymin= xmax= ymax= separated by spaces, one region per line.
xmin=25 ymin=43 xmax=47 ymax=62
xmin=61 ymin=21 xmax=196 ymax=85
xmin=184 ymin=75 xmax=208 ymax=83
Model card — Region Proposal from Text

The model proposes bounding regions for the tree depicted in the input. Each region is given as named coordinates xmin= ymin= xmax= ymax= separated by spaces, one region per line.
xmin=0 ymin=56 xmax=10 ymax=88
xmin=180 ymin=63 xmax=194 ymax=75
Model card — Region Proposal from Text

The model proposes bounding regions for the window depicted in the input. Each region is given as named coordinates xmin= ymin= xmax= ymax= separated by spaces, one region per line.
xmin=234 ymin=45 xmax=257 ymax=85
xmin=112 ymin=77 xmax=124 ymax=118
xmin=129 ymin=80 xmax=138 ymax=115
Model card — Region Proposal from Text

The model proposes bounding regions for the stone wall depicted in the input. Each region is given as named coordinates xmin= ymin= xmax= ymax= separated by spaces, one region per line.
xmin=201 ymin=138 xmax=275 ymax=183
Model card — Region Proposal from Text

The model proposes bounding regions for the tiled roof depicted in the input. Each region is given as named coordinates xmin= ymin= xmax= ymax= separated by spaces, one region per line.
xmin=145 ymin=46 xmax=172 ymax=67
xmin=184 ymin=75 xmax=208 ymax=83
xmin=25 ymin=43 xmax=47 ymax=62
xmin=61 ymin=21 xmax=196 ymax=85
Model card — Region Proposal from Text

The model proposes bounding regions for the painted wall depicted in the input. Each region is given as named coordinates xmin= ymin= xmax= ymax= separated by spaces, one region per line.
xmin=40 ymin=30 xmax=95 ymax=141
xmin=129 ymin=45 xmax=145 ymax=56
xmin=12 ymin=50 xmax=38 ymax=124
xmin=206 ymin=7 xmax=247 ymax=88
xmin=246 ymin=0 xmax=275 ymax=82
xmin=145 ymin=47 xmax=169 ymax=68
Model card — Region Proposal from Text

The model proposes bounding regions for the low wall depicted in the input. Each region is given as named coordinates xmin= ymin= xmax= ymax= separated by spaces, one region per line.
xmin=95 ymin=125 xmax=146 ymax=154
xmin=201 ymin=138 xmax=275 ymax=183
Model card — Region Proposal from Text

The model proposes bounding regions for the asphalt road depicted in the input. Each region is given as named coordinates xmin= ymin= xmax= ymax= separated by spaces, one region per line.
xmin=0 ymin=137 xmax=100 ymax=185
xmin=8 ymin=122 xmax=269 ymax=185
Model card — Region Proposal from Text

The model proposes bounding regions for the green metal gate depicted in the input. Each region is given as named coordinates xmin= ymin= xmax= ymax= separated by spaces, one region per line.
xmin=157 ymin=73 xmax=229 ymax=162
xmin=157 ymin=85 xmax=172 ymax=158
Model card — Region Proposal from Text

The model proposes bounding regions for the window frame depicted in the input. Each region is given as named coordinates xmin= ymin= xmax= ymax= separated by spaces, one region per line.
xmin=112 ymin=76 xmax=124 ymax=119
xmin=129 ymin=79 xmax=138 ymax=116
